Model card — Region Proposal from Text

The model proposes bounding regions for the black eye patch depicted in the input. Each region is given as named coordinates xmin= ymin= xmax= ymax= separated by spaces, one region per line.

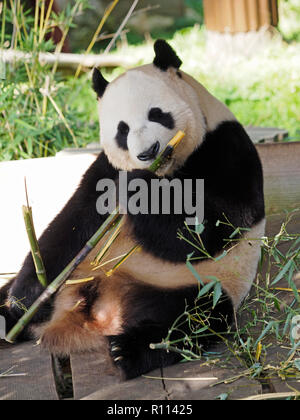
xmin=148 ymin=107 xmax=175 ymax=130
xmin=116 ymin=121 xmax=129 ymax=150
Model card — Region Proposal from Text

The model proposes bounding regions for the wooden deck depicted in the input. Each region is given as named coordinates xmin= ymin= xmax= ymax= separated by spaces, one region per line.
xmin=1 ymin=127 xmax=300 ymax=400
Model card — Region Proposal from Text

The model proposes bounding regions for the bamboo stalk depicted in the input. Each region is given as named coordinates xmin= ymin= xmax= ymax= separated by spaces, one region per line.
xmin=93 ymin=217 xmax=124 ymax=265
xmin=34 ymin=0 xmax=40 ymax=47
xmin=149 ymin=130 xmax=185 ymax=172
xmin=104 ymin=0 xmax=140 ymax=54
xmin=106 ymin=245 xmax=141 ymax=277
xmin=0 ymin=49 xmax=136 ymax=69
xmin=22 ymin=205 xmax=47 ymax=288
xmin=40 ymin=0 xmax=54 ymax=42
xmin=39 ymin=0 xmax=45 ymax=44
xmin=1 ymin=0 xmax=7 ymax=48
xmin=47 ymin=93 xmax=78 ymax=147
xmin=23 ymin=178 xmax=47 ymax=288
xmin=6 ymin=131 xmax=185 ymax=343
xmin=66 ymin=277 xmax=95 ymax=285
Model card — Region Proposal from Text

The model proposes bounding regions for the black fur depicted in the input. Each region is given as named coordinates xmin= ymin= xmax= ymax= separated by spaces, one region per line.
xmin=3 ymin=152 xmax=118 ymax=335
xmin=153 ymin=39 xmax=182 ymax=71
xmin=79 ymin=280 xmax=100 ymax=318
xmin=126 ymin=120 xmax=265 ymax=262
xmin=109 ymin=283 xmax=233 ymax=379
xmin=116 ymin=121 xmax=129 ymax=150
xmin=92 ymin=68 xmax=109 ymax=98
xmin=148 ymin=107 xmax=175 ymax=129
xmin=0 ymin=279 xmax=18 ymax=337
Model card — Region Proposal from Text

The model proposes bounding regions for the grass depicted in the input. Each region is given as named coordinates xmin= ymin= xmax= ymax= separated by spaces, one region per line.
xmin=0 ymin=0 xmax=99 ymax=161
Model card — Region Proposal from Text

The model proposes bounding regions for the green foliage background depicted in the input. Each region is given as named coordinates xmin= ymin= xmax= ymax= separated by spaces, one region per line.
xmin=0 ymin=0 xmax=299 ymax=161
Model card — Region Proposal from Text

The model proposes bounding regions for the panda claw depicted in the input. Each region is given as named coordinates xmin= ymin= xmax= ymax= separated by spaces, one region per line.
xmin=111 ymin=345 xmax=121 ymax=353
xmin=114 ymin=355 xmax=124 ymax=362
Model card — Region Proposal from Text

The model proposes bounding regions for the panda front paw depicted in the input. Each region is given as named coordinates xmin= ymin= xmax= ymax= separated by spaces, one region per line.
xmin=108 ymin=330 xmax=180 ymax=380
xmin=108 ymin=335 xmax=144 ymax=380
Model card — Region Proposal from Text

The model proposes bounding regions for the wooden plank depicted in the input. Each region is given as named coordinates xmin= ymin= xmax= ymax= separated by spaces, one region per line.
xmin=82 ymin=373 xmax=166 ymax=400
xmin=245 ymin=126 xmax=288 ymax=144
xmin=70 ymin=339 xmax=122 ymax=400
xmin=160 ymin=359 xmax=262 ymax=400
xmin=256 ymin=142 xmax=300 ymax=215
xmin=0 ymin=341 xmax=58 ymax=400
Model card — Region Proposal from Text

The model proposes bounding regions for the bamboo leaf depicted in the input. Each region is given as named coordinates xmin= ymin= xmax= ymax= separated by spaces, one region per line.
xmin=271 ymin=259 xmax=294 ymax=285
xmin=294 ymin=359 xmax=300 ymax=372
xmin=288 ymin=279 xmax=300 ymax=303
xmin=186 ymin=260 xmax=204 ymax=286
xmin=198 ymin=281 xmax=216 ymax=298
xmin=193 ymin=325 xmax=209 ymax=334
xmin=229 ymin=227 xmax=240 ymax=238
xmin=213 ymin=281 xmax=222 ymax=308
xmin=214 ymin=250 xmax=227 ymax=262
xmin=255 ymin=321 xmax=275 ymax=346
xmin=194 ymin=217 xmax=205 ymax=235
xmin=15 ymin=118 xmax=37 ymax=132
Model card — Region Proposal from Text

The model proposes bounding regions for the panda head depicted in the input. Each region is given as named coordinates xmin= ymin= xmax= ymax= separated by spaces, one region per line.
xmin=92 ymin=40 xmax=207 ymax=175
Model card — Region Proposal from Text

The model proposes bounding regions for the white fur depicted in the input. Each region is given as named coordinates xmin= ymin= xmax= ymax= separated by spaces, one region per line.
xmin=98 ymin=64 xmax=234 ymax=175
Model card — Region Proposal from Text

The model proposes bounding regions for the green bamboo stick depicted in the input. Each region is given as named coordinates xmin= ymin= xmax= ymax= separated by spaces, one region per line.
xmin=22 ymin=205 xmax=47 ymax=288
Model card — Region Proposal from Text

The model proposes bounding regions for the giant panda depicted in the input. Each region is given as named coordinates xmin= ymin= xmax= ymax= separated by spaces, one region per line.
xmin=0 ymin=40 xmax=265 ymax=380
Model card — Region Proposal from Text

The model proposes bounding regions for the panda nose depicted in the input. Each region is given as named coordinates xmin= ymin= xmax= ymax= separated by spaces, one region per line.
xmin=137 ymin=141 xmax=160 ymax=161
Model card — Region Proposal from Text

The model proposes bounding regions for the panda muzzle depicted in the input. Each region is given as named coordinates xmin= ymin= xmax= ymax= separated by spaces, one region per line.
xmin=137 ymin=141 xmax=160 ymax=161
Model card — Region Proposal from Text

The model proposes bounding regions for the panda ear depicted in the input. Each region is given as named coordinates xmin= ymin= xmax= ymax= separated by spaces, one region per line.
xmin=92 ymin=68 xmax=109 ymax=98
xmin=153 ymin=39 xmax=182 ymax=71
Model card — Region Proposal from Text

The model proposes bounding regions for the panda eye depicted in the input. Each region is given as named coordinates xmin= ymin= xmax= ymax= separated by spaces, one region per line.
xmin=116 ymin=121 xmax=129 ymax=150
xmin=148 ymin=107 xmax=175 ymax=130
xmin=118 ymin=121 xmax=129 ymax=136
xmin=148 ymin=107 xmax=162 ymax=120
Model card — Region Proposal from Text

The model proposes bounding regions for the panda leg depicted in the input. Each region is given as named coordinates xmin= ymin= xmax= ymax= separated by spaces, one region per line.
xmin=38 ymin=310 xmax=105 ymax=356
xmin=108 ymin=284 xmax=234 ymax=380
